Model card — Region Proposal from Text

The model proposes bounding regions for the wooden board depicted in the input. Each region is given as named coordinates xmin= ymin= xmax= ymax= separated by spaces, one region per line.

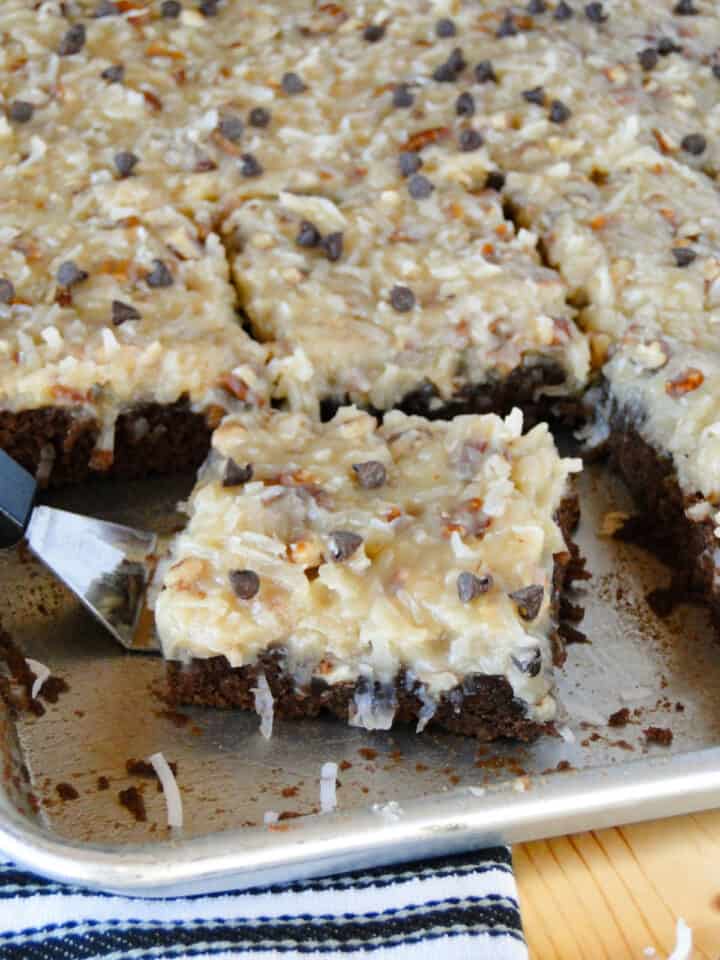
xmin=515 ymin=812 xmax=720 ymax=958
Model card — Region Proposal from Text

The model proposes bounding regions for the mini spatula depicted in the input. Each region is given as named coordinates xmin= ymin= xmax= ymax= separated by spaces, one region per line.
xmin=0 ymin=449 xmax=159 ymax=651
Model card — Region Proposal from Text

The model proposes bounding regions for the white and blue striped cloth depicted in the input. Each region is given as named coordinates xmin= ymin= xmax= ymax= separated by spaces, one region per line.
xmin=0 ymin=848 xmax=526 ymax=959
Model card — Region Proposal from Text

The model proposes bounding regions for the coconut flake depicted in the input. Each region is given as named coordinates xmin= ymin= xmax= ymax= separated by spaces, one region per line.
xmin=558 ymin=725 xmax=576 ymax=744
xmin=320 ymin=761 xmax=338 ymax=813
xmin=25 ymin=659 xmax=50 ymax=701
xmin=468 ymin=786 xmax=486 ymax=798
xmin=252 ymin=672 xmax=274 ymax=739
xmin=415 ymin=687 xmax=436 ymax=733
xmin=147 ymin=752 xmax=183 ymax=829
xmin=667 ymin=918 xmax=692 ymax=960
xmin=263 ymin=810 xmax=279 ymax=825
xmin=348 ymin=685 xmax=396 ymax=731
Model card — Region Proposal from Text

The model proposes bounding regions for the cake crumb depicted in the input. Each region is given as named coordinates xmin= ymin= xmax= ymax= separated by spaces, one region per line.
xmin=97 ymin=776 xmax=109 ymax=791
xmin=644 ymin=726 xmax=673 ymax=746
xmin=608 ymin=707 xmax=630 ymax=727
xmin=56 ymin=782 xmax=78 ymax=801
xmin=118 ymin=786 xmax=147 ymax=822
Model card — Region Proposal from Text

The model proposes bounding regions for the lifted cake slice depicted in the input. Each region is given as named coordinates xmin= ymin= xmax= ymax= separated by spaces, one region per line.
xmin=156 ymin=406 xmax=582 ymax=740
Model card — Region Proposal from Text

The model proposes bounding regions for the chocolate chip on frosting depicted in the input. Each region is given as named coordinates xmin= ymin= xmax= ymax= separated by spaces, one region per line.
xmin=328 ymin=531 xmax=363 ymax=562
xmin=352 ymin=461 xmax=387 ymax=489
xmin=408 ymin=174 xmax=434 ymax=199
xmin=0 ymin=279 xmax=15 ymax=305
xmin=218 ymin=114 xmax=244 ymax=143
xmin=657 ymin=37 xmax=681 ymax=55
xmin=522 ymin=86 xmax=546 ymax=105
xmin=512 ymin=648 xmax=542 ymax=676
xmin=509 ymin=584 xmax=545 ymax=620
xmin=458 ymin=128 xmax=483 ymax=151
xmin=673 ymin=0 xmax=698 ymax=13
xmin=390 ymin=285 xmax=416 ymax=312
xmin=248 ymin=106 xmax=270 ymax=127
xmin=111 ymin=300 xmax=141 ymax=325
xmin=160 ymin=0 xmax=181 ymax=16
xmin=681 ymin=133 xmax=707 ymax=155
xmin=474 ymin=60 xmax=497 ymax=83
xmin=549 ymin=99 xmax=571 ymax=123
xmin=496 ymin=12 xmax=518 ymax=37
xmin=584 ymin=2 xmax=607 ymax=21
xmin=638 ymin=47 xmax=659 ymax=71
xmin=457 ymin=572 xmax=493 ymax=603
xmin=240 ymin=153 xmax=263 ymax=177
xmin=9 ymin=100 xmax=34 ymax=123
xmin=455 ymin=92 xmax=475 ymax=117
xmin=281 ymin=72 xmax=306 ymax=94
xmin=59 ymin=24 xmax=86 ymax=56
xmin=94 ymin=0 xmax=118 ymax=16
xmin=229 ymin=569 xmax=260 ymax=599
xmin=392 ymin=83 xmax=414 ymax=108
xmin=146 ymin=259 xmax=173 ymax=288
xmin=486 ymin=170 xmax=506 ymax=191
xmin=223 ymin=459 xmax=253 ymax=486
xmin=554 ymin=0 xmax=573 ymax=19
xmin=433 ymin=47 xmax=466 ymax=82
xmin=399 ymin=151 xmax=422 ymax=177
xmin=199 ymin=0 xmax=218 ymax=15
xmin=527 ymin=0 xmax=547 ymax=12
xmin=114 ymin=151 xmax=139 ymax=177
xmin=322 ymin=232 xmax=344 ymax=262
xmin=57 ymin=261 xmax=88 ymax=288
xmin=435 ymin=18 xmax=456 ymax=37
xmin=672 ymin=246 xmax=697 ymax=267
xmin=101 ymin=63 xmax=124 ymax=83
xmin=296 ymin=220 xmax=322 ymax=248
xmin=363 ymin=23 xmax=385 ymax=42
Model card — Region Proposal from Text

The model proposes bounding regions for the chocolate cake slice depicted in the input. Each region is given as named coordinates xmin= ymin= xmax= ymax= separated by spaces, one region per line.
xmin=155 ymin=406 xmax=582 ymax=740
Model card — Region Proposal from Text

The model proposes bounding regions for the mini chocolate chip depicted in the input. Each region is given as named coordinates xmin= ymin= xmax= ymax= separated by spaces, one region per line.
xmin=146 ymin=259 xmax=173 ymax=287
xmin=94 ymin=0 xmax=118 ymax=16
xmin=111 ymin=299 xmax=141 ymax=325
xmin=248 ymin=106 xmax=270 ymax=127
xmin=57 ymin=261 xmax=88 ymax=288
xmin=496 ymin=12 xmax=517 ymax=37
xmin=512 ymin=648 xmax=542 ymax=677
xmin=296 ymin=220 xmax=322 ymax=248
xmin=229 ymin=569 xmax=260 ymax=599
xmin=681 ymin=132 xmax=706 ymax=155
xmin=522 ymin=86 xmax=546 ymax=105
xmin=713 ymin=64 xmax=720 ymax=80
xmin=584 ymin=2 xmax=607 ymax=21
xmin=399 ymin=151 xmax=422 ymax=177
xmin=474 ymin=60 xmax=497 ymax=84
xmin=436 ymin=18 xmax=456 ymax=37
xmin=282 ymin=72 xmax=306 ymax=94
xmin=455 ymin=91 xmax=475 ymax=116
xmin=101 ymin=63 xmax=124 ymax=82
xmin=527 ymin=0 xmax=547 ymax=12
xmin=0 ymin=279 xmax=15 ymax=304
xmin=638 ymin=47 xmax=659 ymax=71
xmin=160 ymin=0 xmax=181 ymax=16
xmin=509 ymin=584 xmax=544 ymax=620
xmin=433 ymin=47 xmax=466 ymax=82
xmin=352 ymin=460 xmax=387 ymax=489
xmin=673 ymin=0 xmax=697 ymax=13
xmin=114 ymin=150 xmax=139 ymax=177
xmin=657 ymin=37 xmax=681 ymax=55
xmin=554 ymin=0 xmax=573 ymax=18
xmin=9 ymin=100 xmax=34 ymax=123
xmin=223 ymin=459 xmax=253 ymax=486
xmin=392 ymin=83 xmax=414 ymax=108
xmin=390 ymin=284 xmax=416 ymax=312
xmin=218 ymin=114 xmax=243 ymax=142
xmin=240 ymin=153 xmax=263 ymax=177
xmin=199 ymin=0 xmax=218 ymax=14
xmin=59 ymin=23 xmax=86 ymax=56
xmin=486 ymin=170 xmax=506 ymax=191
xmin=457 ymin=572 xmax=493 ymax=603
xmin=549 ymin=99 xmax=571 ymax=123
xmin=322 ymin=231 xmax=344 ymax=261
xmin=408 ymin=173 xmax=434 ymax=199
xmin=328 ymin=531 xmax=363 ymax=562
xmin=363 ymin=23 xmax=385 ymax=42
xmin=458 ymin=128 xmax=483 ymax=151
xmin=672 ymin=246 xmax=697 ymax=267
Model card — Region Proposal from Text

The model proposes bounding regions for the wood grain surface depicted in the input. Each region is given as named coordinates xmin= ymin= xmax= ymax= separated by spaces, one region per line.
xmin=515 ymin=812 xmax=720 ymax=958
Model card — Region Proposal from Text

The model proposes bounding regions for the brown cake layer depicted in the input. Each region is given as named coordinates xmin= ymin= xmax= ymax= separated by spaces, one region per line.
xmin=607 ymin=405 xmax=720 ymax=627
xmin=165 ymin=495 xmax=584 ymax=742
xmin=0 ymin=397 xmax=212 ymax=487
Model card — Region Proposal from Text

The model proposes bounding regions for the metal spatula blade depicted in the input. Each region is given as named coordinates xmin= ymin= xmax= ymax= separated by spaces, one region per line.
xmin=0 ymin=449 xmax=159 ymax=652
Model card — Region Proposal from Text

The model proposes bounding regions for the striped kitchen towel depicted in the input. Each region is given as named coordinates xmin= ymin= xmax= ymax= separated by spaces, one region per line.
xmin=0 ymin=848 xmax=526 ymax=959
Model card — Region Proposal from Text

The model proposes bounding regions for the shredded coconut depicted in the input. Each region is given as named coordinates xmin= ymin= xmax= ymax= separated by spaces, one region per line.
xmin=667 ymin=918 xmax=692 ymax=960
xmin=252 ymin=673 xmax=274 ymax=739
xmin=147 ymin=752 xmax=183 ymax=829
xmin=319 ymin=761 xmax=338 ymax=814
xmin=25 ymin=659 xmax=50 ymax=701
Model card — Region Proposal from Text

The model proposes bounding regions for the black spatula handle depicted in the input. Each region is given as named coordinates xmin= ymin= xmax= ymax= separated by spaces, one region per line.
xmin=0 ymin=450 xmax=36 ymax=549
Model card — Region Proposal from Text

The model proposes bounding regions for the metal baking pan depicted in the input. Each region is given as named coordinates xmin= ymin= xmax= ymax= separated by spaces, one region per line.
xmin=0 ymin=462 xmax=719 ymax=897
